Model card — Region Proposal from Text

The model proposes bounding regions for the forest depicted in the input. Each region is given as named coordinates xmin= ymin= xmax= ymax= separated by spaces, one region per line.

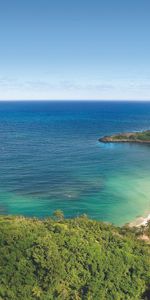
xmin=0 ymin=212 xmax=149 ymax=300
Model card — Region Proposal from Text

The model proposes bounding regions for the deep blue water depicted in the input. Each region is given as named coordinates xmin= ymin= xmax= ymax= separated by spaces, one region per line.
xmin=0 ymin=101 xmax=150 ymax=225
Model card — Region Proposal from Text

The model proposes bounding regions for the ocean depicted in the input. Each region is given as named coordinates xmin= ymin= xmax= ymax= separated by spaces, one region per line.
xmin=0 ymin=100 xmax=150 ymax=225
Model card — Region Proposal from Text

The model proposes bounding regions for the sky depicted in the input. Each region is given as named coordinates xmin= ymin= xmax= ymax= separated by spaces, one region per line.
xmin=0 ymin=0 xmax=150 ymax=100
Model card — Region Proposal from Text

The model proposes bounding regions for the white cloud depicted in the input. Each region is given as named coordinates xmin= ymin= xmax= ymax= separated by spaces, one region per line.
xmin=0 ymin=77 xmax=150 ymax=100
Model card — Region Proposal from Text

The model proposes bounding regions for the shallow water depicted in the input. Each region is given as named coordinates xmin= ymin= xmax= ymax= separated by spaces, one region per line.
xmin=0 ymin=101 xmax=150 ymax=225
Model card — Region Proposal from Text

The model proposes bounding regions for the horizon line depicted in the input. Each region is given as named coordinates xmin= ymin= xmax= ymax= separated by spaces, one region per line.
xmin=0 ymin=99 xmax=150 ymax=102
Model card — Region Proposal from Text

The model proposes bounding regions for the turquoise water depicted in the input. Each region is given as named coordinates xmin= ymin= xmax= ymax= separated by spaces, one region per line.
xmin=0 ymin=101 xmax=150 ymax=225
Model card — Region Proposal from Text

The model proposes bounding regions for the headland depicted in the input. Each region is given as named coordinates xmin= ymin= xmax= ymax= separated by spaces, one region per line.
xmin=99 ymin=130 xmax=150 ymax=143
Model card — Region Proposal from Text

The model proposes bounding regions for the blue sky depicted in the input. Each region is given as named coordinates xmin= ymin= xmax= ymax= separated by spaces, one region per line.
xmin=0 ymin=0 xmax=150 ymax=100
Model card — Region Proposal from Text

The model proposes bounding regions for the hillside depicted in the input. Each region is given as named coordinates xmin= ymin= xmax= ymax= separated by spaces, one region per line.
xmin=0 ymin=214 xmax=149 ymax=300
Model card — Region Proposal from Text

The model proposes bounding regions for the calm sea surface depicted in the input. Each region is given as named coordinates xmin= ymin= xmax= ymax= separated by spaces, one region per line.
xmin=0 ymin=101 xmax=150 ymax=225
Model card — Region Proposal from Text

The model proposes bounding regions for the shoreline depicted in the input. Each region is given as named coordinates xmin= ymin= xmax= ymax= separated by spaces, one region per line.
xmin=129 ymin=213 xmax=150 ymax=227
xmin=99 ymin=130 xmax=150 ymax=144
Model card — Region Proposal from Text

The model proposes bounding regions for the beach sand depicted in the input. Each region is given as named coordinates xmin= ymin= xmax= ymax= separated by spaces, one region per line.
xmin=129 ymin=213 xmax=150 ymax=227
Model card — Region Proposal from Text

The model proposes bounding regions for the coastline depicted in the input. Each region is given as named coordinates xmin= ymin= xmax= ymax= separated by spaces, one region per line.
xmin=99 ymin=130 xmax=150 ymax=143
xmin=98 ymin=129 xmax=150 ymax=229
xmin=129 ymin=213 xmax=150 ymax=227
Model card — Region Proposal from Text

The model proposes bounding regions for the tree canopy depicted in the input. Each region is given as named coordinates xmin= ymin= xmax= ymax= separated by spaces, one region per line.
xmin=0 ymin=214 xmax=149 ymax=299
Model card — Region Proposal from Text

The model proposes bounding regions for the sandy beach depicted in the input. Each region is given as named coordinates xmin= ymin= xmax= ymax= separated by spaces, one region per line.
xmin=129 ymin=213 xmax=150 ymax=227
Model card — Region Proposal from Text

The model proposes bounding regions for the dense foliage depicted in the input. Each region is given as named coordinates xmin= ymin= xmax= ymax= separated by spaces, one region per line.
xmin=0 ymin=214 xmax=149 ymax=300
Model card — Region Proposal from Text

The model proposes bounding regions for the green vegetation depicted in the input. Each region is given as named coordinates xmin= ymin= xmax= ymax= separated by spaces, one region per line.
xmin=0 ymin=214 xmax=149 ymax=300
xmin=99 ymin=130 xmax=150 ymax=143
xmin=112 ymin=130 xmax=150 ymax=142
